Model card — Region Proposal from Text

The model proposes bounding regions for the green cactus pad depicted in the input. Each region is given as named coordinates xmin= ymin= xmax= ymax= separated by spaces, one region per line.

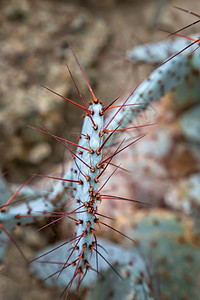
xmin=87 ymin=262 xmax=154 ymax=300
xmin=130 ymin=210 xmax=200 ymax=300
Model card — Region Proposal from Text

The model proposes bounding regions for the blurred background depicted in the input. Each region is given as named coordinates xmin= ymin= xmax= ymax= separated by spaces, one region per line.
xmin=1 ymin=0 xmax=200 ymax=299
xmin=1 ymin=0 xmax=199 ymax=182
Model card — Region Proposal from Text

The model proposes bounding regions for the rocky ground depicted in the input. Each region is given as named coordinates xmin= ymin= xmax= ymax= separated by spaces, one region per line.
xmin=1 ymin=0 xmax=200 ymax=299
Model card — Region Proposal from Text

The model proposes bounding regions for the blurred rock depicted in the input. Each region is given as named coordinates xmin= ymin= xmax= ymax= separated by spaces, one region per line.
xmin=85 ymin=0 xmax=117 ymax=8
xmin=4 ymin=0 xmax=30 ymax=22
xmin=14 ymin=226 xmax=48 ymax=249
xmin=0 ymin=1 xmax=110 ymax=171
xmin=27 ymin=142 xmax=52 ymax=164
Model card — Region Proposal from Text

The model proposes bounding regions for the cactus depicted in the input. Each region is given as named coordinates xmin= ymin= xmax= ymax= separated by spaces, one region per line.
xmin=126 ymin=34 xmax=200 ymax=109
xmin=0 ymin=171 xmax=72 ymax=261
xmin=86 ymin=260 xmax=154 ymax=300
xmin=1 ymin=19 xmax=200 ymax=299
xmin=0 ymin=174 xmax=12 ymax=259
xmin=126 ymin=34 xmax=200 ymax=65
xmin=87 ymin=211 xmax=200 ymax=299
xmin=30 ymin=238 xmax=139 ymax=290
xmin=105 ymin=54 xmax=189 ymax=135
xmin=26 ymin=56 xmax=143 ymax=296
xmin=127 ymin=210 xmax=200 ymax=299
xmin=27 ymin=47 xmax=191 ymax=296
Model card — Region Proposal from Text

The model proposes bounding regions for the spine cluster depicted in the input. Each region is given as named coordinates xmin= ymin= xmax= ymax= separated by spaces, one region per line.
xmin=70 ymin=98 xmax=104 ymax=276
xmin=1 ymin=28 xmax=200 ymax=298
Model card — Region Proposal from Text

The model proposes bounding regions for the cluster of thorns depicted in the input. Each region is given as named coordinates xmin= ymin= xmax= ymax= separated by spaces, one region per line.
xmin=1 ymin=6 xmax=200 ymax=300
